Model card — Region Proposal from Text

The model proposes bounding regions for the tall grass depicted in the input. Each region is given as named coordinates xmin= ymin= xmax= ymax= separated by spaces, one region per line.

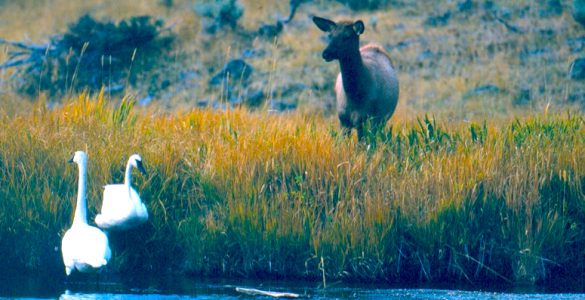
xmin=0 ymin=93 xmax=583 ymax=284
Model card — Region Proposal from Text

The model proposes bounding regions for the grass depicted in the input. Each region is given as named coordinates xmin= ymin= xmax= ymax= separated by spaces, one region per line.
xmin=0 ymin=0 xmax=584 ymax=287
xmin=1 ymin=0 xmax=584 ymax=116
xmin=0 ymin=93 xmax=583 ymax=285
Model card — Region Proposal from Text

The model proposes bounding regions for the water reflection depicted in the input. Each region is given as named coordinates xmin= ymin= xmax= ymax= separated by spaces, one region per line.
xmin=56 ymin=289 xmax=585 ymax=300
xmin=59 ymin=291 xmax=237 ymax=300
xmin=3 ymin=274 xmax=585 ymax=299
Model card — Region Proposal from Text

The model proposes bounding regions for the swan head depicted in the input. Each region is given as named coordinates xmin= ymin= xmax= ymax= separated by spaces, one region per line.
xmin=129 ymin=154 xmax=147 ymax=175
xmin=68 ymin=151 xmax=88 ymax=165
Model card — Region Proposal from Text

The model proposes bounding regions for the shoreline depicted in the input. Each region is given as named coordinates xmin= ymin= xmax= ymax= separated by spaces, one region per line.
xmin=0 ymin=98 xmax=583 ymax=290
xmin=2 ymin=269 xmax=585 ymax=297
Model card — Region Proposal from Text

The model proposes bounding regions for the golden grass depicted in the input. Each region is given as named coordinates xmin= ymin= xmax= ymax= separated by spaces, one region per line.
xmin=0 ymin=0 xmax=583 ymax=285
xmin=1 ymin=0 xmax=582 ymax=117
xmin=0 ymin=93 xmax=583 ymax=284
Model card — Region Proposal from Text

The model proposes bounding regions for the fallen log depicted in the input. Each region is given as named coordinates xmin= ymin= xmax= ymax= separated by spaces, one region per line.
xmin=235 ymin=287 xmax=301 ymax=298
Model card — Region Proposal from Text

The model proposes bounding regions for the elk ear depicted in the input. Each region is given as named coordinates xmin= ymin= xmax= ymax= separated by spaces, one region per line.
xmin=312 ymin=16 xmax=336 ymax=33
xmin=352 ymin=20 xmax=365 ymax=35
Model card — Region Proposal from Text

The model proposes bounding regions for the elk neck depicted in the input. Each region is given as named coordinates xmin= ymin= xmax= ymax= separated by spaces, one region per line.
xmin=338 ymin=48 xmax=367 ymax=101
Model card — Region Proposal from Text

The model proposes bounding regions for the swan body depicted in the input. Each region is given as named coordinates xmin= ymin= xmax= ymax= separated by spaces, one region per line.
xmin=62 ymin=151 xmax=111 ymax=276
xmin=95 ymin=154 xmax=148 ymax=231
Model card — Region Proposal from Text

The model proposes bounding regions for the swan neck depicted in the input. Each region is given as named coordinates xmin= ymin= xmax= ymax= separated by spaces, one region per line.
xmin=73 ymin=160 xmax=88 ymax=225
xmin=124 ymin=160 xmax=133 ymax=191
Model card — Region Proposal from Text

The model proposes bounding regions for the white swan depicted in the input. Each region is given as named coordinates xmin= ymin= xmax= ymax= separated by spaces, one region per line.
xmin=95 ymin=154 xmax=148 ymax=231
xmin=61 ymin=151 xmax=112 ymax=276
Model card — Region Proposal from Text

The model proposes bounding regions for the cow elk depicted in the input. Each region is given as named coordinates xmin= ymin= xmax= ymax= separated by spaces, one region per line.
xmin=313 ymin=16 xmax=399 ymax=140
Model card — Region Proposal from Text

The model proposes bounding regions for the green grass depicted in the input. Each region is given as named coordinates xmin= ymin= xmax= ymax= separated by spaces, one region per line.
xmin=0 ymin=93 xmax=583 ymax=284
xmin=0 ymin=0 xmax=583 ymax=285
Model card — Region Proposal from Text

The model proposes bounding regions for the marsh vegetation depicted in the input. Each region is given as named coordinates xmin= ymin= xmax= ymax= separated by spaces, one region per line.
xmin=0 ymin=0 xmax=583 ymax=287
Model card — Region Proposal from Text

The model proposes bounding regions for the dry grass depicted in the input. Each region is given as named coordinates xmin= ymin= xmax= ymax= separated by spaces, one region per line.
xmin=0 ymin=0 xmax=584 ymax=285
xmin=1 ymin=0 xmax=583 ymax=116
xmin=0 ymin=93 xmax=583 ymax=284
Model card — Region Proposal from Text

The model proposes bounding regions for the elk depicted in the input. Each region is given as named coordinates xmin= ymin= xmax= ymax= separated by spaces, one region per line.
xmin=313 ymin=16 xmax=399 ymax=140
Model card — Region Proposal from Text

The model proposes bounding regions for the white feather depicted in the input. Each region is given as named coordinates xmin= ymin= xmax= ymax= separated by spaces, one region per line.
xmin=95 ymin=154 xmax=148 ymax=231
xmin=61 ymin=151 xmax=111 ymax=276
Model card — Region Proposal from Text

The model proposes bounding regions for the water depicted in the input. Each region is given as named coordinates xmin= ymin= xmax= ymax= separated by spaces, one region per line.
xmin=2 ymin=274 xmax=585 ymax=299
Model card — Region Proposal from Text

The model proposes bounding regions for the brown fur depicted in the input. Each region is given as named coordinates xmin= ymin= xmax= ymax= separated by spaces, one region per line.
xmin=360 ymin=44 xmax=394 ymax=67
xmin=313 ymin=16 xmax=399 ymax=140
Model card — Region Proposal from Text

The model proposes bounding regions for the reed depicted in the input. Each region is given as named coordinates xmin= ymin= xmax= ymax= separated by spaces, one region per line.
xmin=0 ymin=93 xmax=582 ymax=284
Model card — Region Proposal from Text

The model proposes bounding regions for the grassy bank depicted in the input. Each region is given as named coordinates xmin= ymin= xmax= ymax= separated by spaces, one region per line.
xmin=0 ymin=93 xmax=583 ymax=285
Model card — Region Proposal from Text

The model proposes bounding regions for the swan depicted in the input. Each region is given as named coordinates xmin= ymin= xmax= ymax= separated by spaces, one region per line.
xmin=95 ymin=154 xmax=148 ymax=231
xmin=61 ymin=151 xmax=111 ymax=276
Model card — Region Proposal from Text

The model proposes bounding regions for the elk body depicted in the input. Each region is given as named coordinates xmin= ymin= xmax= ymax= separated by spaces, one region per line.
xmin=313 ymin=16 xmax=399 ymax=140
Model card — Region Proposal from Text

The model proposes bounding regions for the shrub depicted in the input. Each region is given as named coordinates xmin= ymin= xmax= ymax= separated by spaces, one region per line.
xmin=6 ymin=14 xmax=175 ymax=99
xmin=335 ymin=0 xmax=392 ymax=11
xmin=193 ymin=0 xmax=244 ymax=34
xmin=574 ymin=0 xmax=585 ymax=26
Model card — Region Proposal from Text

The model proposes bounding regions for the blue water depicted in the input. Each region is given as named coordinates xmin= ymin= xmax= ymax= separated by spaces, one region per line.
xmin=2 ymin=274 xmax=585 ymax=299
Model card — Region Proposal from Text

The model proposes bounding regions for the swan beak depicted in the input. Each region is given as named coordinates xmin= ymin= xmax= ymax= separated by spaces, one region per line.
xmin=67 ymin=155 xmax=74 ymax=163
xmin=136 ymin=160 xmax=147 ymax=175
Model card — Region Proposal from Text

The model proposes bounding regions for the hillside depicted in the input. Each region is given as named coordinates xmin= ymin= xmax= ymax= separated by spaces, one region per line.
xmin=0 ymin=0 xmax=583 ymax=119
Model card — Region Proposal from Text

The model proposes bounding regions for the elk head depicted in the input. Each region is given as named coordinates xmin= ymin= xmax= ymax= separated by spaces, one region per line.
xmin=312 ymin=16 xmax=364 ymax=62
